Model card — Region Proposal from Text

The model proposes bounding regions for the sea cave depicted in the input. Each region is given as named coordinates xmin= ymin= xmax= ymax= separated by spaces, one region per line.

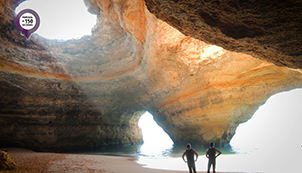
xmin=1 ymin=0 xmax=302 ymax=153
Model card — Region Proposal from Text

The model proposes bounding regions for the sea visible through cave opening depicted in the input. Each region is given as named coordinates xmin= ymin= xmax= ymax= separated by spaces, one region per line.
xmin=15 ymin=0 xmax=96 ymax=40
xmin=79 ymin=88 xmax=302 ymax=173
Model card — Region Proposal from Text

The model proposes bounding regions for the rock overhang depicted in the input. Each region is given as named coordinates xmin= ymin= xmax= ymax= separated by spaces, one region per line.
xmin=144 ymin=0 xmax=302 ymax=69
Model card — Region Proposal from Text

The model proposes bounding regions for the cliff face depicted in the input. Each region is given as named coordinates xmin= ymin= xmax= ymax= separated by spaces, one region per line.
xmin=1 ymin=0 xmax=302 ymax=151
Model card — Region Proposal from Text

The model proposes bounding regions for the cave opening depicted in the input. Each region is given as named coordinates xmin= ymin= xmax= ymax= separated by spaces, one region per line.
xmin=138 ymin=111 xmax=173 ymax=146
xmin=136 ymin=89 xmax=302 ymax=172
xmin=15 ymin=0 xmax=96 ymax=40
xmin=231 ymin=88 xmax=302 ymax=151
xmin=138 ymin=112 xmax=174 ymax=156
xmin=228 ymin=88 xmax=302 ymax=172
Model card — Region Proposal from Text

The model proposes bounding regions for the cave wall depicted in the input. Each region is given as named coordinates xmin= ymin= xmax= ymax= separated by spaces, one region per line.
xmin=1 ymin=0 xmax=302 ymax=151
xmin=142 ymin=19 xmax=302 ymax=146
xmin=0 ymin=0 xmax=147 ymax=151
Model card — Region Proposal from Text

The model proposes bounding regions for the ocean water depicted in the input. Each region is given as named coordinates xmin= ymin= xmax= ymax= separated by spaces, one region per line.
xmin=82 ymin=89 xmax=302 ymax=173
xmin=84 ymin=142 xmax=301 ymax=173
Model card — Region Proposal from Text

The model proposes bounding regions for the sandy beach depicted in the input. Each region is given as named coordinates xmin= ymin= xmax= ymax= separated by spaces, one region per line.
xmin=1 ymin=148 xmax=258 ymax=173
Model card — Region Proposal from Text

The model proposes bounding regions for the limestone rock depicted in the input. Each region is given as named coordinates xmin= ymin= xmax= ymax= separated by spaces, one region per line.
xmin=144 ymin=0 xmax=302 ymax=69
xmin=143 ymin=19 xmax=302 ymax=146
xmin=0 ymin=151 xmax=17 ymax=171
xmin=1 ymin=0 xmax=302 ymax=151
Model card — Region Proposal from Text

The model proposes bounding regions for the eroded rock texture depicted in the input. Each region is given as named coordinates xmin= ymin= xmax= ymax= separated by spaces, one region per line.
xmin=0 ymin=0 xmax=146 ymax=151
xmin=144 ymin=19 xmax=302 ymax=146
xmin=145 ymin=0 xmax=302 ymax=69
xmin=1 ymin=0 xmax=302 ymax=151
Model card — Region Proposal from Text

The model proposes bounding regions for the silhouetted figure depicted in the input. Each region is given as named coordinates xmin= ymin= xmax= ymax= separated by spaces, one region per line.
xmin=206 ymin=142 xmax=222 ymax=173
xmin=182 ymin=143 xmax=198 ymax=173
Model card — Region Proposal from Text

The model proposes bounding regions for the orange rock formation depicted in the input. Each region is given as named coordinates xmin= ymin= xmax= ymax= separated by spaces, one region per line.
xmin=0 ymin=0 xmax=302 ymax=150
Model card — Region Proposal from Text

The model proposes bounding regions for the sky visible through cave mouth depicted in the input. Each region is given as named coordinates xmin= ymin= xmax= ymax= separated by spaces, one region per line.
xmin=137 ymin=88 xmax=302 ymax=172
xmin=15 ymin=0 xmax=96 ymax=40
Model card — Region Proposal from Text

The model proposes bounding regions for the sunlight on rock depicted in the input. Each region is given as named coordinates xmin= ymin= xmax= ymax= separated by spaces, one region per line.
xmin=15 ymin=0 xmax=96 ymax=40
xmin=200 ymin=45 xmax=224 ymax=59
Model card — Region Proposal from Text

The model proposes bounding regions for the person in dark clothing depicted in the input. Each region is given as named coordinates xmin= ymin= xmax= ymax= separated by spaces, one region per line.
xmin=206 ymin=142 xmax=222 ymax=173
xmin=182 ymin=143 xmax=199 ymax=173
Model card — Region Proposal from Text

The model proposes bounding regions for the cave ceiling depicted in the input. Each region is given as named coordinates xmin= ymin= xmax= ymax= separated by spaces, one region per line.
xmin=144 ymin=0 xmax=302 ymax=69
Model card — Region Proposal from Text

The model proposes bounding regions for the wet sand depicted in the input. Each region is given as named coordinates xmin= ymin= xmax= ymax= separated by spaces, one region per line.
xmin=1 ymin=148 xmax=259 ymax=173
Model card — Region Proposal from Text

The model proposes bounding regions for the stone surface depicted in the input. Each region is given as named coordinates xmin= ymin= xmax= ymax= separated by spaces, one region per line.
xmin=143 ymin=19 xmax=302 ymax=146
xmin=1 ymin=0 xmax=302 ymax=151
xmin=144 ymin=0 xmax=302 ymax=69
xmin=0 ymin=150 xmax=17 ymax=170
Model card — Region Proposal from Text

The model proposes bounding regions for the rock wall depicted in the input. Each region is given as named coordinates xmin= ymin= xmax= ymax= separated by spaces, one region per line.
xmin=1 ymin=0 xmax=302 ymax=151
xmin=0 ymin=0 xmax=146 ymax=151
xmin=142 ymin=19 xmax=302 ymax=146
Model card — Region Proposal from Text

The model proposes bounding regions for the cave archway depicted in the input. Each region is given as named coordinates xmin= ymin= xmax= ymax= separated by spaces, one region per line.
xmin=231 ymin=88 xmax=302 ymax=151
xmin=138 ymin=112 xmax=174 ymax=156
xmin=138 ymin=112 xmax=173 ymax=146
xmin=15 ymin=0 xmax=96 ymax=40
xmin=1 ymin=0 xmax=302 ymax=153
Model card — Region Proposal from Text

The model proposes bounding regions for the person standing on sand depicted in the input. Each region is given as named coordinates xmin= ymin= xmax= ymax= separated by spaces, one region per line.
xmin=206 ymin=142 xmax=222 ymax=173
xmin=182 ymin=143 xmax=199 ymax=173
